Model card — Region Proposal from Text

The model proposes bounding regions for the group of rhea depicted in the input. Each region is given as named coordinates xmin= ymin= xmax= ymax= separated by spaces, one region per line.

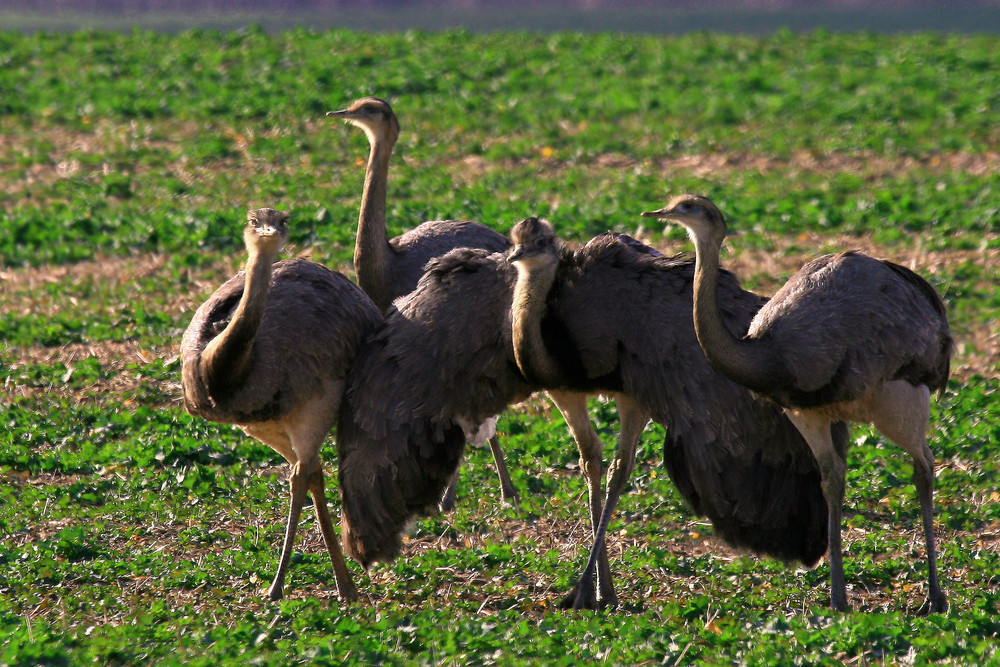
xmin=179 ymin=97 xmax=952 ymax=615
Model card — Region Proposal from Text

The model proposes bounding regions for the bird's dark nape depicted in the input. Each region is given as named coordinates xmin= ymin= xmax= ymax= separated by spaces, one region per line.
xmin=338 ymin=415 xmax=467 ymax=568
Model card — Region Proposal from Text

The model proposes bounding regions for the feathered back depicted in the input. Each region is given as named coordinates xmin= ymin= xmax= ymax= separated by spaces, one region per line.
xmin=748 ymin=250 xmax=952 ymax=407
xmin=180 ymin=258 xmax=381 ymax=424
xmin=876 ymin=257 xmax=952 ymax=394
xmin=337 ymin=248 xmax=535 ymax=567
xmin=387 ymin=220 xmax=511 ymax=302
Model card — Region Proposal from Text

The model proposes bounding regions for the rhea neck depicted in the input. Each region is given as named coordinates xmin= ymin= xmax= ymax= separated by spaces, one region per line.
xmin=686 ymin=224 xmax=782 ymax=392
xmin=354 ymin=123 xmax=398 ymax=312
xmin=200 ymin=231 xmax=280 ymax=398
xmin=510 ymin=253 xmax=564 ymax=386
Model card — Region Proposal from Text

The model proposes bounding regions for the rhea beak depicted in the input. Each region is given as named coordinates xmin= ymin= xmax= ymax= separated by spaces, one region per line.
xmin=507 ymin=246 xmax=528 ymax=263
xmin=326 ymin=109 xmax=349 ymax=118
xmin=640 ymin=208 xmax=672 ymax=219
xmin=254 ymin=222 xmax=282 ymax=237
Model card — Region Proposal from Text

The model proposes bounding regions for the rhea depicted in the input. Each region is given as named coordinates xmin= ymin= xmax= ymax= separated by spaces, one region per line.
xmin=327 ymin=97 xmax=516 ymax=508
xmin=644 ymin=194 xmax=951 ymax=614
xmin=338 ymin=222 xmax=837 ymax=611
xmin=180 ymin=208 xmax=381 ymax=601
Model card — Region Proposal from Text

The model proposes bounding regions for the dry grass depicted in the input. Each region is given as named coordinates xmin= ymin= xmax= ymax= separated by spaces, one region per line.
xmin=4 ymin=120 xmax=1000 ymax=206
xmin=458 ymin=147 xmax=1000 ymax=183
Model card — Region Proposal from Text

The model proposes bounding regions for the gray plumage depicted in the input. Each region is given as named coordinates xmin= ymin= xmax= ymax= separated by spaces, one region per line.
xmin=645 ymin=193 xmax=952 ymax=614
xmin=328 ymin=97 xmax=516 ymax=508
xmin=338 ymin=223 xmax=838 ymax=611
xmin=743 ymin=251 xmax=950 ymax=406
xmin=180 ymin=208 xmax=382 ymax=601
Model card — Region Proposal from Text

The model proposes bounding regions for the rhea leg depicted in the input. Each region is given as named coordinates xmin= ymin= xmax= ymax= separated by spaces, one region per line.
xmin=262 ymin=388 xmax=356 ymax=601
xmin=439 ymin=470 xmax=460 ymax=512
xmin=440 ymin=422 xmax=519 ymax=512
xmin=548 ymin=390 xmax=613 ymax=607
xmin=785 ymin=409 xmax=849 ymax=611
xmin=548 ymin=393 xmax=604 ymax=534
xmin=238 ymin=421 xmax=305 ymax=602
xmin=487 ymin=433 xmax=520 ymax=507
xmin=307 ymin=461 xmax=359 ymax=601
xmin=557 ymin=393 xmax=649 ymax=610
xmin=268 ymin=457 xmax=309 ymax=601
xmin=865 ymin=381 xmax=947 ymax=614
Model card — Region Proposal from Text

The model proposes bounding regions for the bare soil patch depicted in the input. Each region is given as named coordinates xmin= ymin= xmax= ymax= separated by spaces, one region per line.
xmin=455 ymin=147 xmax=1000 ymax=183
xmin=3 ymin=121 xmax=999 ymax=204
xmin=1 ymin=252 xmax=172 ymax=291
xmin=648 ymin=150 xmax=1000 ymax=180
xmin=0 ymin=119 xmax=321 ymax=212
xmin=1 ymin=249 xmax=350 ymax=330
xmin=3 ymin=340 xmax=183 ymax=408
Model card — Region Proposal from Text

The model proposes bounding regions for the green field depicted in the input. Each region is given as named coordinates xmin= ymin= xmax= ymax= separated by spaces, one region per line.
xmin=1 ymin=28 xmax=999 ymax=665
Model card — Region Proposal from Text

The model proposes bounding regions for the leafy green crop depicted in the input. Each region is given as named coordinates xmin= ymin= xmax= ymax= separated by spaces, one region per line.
xmin=1 ymin=27 xmax=999 ymax=666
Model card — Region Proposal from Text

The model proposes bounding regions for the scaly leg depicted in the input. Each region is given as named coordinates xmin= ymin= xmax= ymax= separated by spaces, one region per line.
xmin=440 ymin=424 xmax=518 ymax=511
xmin=439 ymin=469 xmax=460 ymax=512
xmin=487 ymin=433 xmax=520 ymax=507
xmin=307 ymin=463 xmax=359 ymax=602
xmin=548 ymin=390 xmax=610 ymax=609
xmin=266 ymin=386 xmax=346 ymax=600
xmin=559 ymin=393 xmax=649 ymax=610
xmin=268 ymin=460 xmax=309 ymax=601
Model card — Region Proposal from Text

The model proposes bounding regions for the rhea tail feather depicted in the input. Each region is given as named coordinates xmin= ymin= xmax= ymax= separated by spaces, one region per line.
xmin=338 ymin=414 xmax=467 ymax=567
xmin=662 ymin=421 xmax=848 ymax=566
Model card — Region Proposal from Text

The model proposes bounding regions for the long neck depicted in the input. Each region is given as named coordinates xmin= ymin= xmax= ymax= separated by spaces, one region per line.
xmin=355 ymin=131 xmax=396 ymax=311
xmin=511 ymin=260 xmax=563 ymax=385
xmin=689 ymin=234 xmax=777 ymax=389
xmin=200 ymin=247 xmax=274 ymax=397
